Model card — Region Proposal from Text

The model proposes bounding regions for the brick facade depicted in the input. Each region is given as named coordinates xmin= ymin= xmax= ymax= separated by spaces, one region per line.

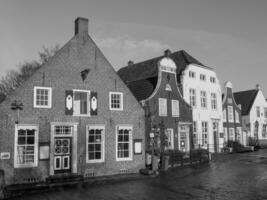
xmin=0 ymin=18 xmax=145 ymax=186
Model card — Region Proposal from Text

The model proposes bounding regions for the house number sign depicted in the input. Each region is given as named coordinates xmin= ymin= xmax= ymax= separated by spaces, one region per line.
xmin=0 ymin=152 xmax=10 ymax=160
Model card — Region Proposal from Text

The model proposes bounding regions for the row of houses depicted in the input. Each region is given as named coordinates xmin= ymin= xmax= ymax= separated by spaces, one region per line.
xmin=0 ymin=17 xmax=266 ymax=187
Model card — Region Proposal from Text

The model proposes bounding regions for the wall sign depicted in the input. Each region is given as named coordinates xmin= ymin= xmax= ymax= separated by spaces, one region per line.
xmin=39 ymin=142 xmax=50 ymax=160
xmin=0 ymin=152 xmax=10 ymax=160
xmin=134 ymin=139 xmax=142 ymax=155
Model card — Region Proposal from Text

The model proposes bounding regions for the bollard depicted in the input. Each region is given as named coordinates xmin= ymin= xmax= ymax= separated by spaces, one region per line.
xmin=0 ymin=170 xmax=5 ymax=199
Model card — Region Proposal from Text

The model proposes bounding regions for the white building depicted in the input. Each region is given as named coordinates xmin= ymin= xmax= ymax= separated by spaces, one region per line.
xmin=180 ymin=63 xmax=223 ymax=152
xmin=234 ymin=85 xmax=267 ymax=147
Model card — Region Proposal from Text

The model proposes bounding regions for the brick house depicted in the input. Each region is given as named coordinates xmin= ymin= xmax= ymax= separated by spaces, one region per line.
xmin=0 ymin=18 xmax=145 ymax=186
xmin=118 ymin=50 xmax=193 ymax=156
xmin=234 ymin=85 xmax=267 ymax=147
xmin=222 ymin=81 xmax=245 ymax=145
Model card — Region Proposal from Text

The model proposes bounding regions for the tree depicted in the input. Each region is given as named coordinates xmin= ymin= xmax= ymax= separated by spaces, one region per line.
xmin=0 ymin=45 xmax=60 ymax=97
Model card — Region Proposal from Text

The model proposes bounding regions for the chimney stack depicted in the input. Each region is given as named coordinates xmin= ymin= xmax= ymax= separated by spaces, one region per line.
xmin=164 ymin=49 xmax=171 ymax=57
xmin=128 ymin=60 xmax=134 ymax=67
xmin=256 ymin=84 xmax=261 ymax=90
xmin=75 ymin=17 xmax=88 ymax=35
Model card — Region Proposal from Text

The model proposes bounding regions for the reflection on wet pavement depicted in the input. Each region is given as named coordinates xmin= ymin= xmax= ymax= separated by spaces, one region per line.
xmin=14 ymin=149 xmax=267 ymax=200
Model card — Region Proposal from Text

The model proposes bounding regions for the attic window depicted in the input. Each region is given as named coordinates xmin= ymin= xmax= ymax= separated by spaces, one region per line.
xmin=189 ymin=71 xmax=195 ymax=78
xmin=34 ymin=87 xmax=52 ymax=108
xmin=210 ymin=77 xmax=216 ymax=83
xmin=200 ymin=74 xmax=206 ymax=81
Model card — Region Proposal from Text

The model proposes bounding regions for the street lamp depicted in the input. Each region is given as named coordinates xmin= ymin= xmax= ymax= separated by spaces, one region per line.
xmin=11 ymin=100 xmax=23 ymax=124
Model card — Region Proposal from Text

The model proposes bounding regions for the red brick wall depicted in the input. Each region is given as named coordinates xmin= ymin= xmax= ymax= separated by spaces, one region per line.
xmin=0 ymin=33 xmax=145 ymax=185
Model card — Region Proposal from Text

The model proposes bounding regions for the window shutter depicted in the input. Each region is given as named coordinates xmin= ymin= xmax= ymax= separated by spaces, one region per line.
xmin=65 ymin=90 xmax=73 ymax=115
xmin=91 ymin=91 xmax=97 ymax=115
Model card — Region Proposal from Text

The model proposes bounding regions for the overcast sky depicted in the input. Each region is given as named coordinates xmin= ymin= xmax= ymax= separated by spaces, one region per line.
xmin=1 ymin=0 xmax=267 ymax=94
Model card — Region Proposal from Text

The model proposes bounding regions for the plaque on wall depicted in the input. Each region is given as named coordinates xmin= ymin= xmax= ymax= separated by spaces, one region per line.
xmin=0 ymin=152 xmax=10 ymax=160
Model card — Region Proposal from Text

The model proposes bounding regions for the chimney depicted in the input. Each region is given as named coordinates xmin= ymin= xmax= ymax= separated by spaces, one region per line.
xmin=128 ymin=60 xmax=134 ymax=67
xmin=75 ymin=17 xmax=88 ymax=35
xmin=164 ymin=49 xmax=171 ymax=57
xmin=256 ymin=84 xmax=261 ymax=90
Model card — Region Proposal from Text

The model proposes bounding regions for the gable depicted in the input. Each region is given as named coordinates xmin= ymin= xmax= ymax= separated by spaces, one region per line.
xmin=234 ymin=89 xmax=258 ymax=115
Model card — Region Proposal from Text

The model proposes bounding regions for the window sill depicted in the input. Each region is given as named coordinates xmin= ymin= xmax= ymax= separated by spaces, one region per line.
xmin=34 ymin=105 xmax=52 ymax=109
xmin=86 ymin=160 xmax=104 ymax=164
xmin=116 ymin=158 xmax=132 ymax=162
xmin=14 ymin=164 xmax=38 ymax=168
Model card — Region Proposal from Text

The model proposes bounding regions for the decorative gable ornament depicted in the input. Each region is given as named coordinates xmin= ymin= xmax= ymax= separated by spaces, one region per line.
xmin=90 ymin=92 xmax=97 ymax=116
xmin=165 ymin=84 xmax=172 ymax=91
xmin=158 ymin=57 xmax=177 ymax=74
xmin=65 ymin=90 xmax=73 ymax=115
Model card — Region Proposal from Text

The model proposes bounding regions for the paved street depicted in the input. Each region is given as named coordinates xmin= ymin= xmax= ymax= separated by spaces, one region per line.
xmin=13 ymin=149 xmax=267 ymax=200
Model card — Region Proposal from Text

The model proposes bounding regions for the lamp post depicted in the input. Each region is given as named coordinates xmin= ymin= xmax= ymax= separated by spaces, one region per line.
xmin=11 ymin=100 xmax=23 ymax=124
xmin=149 ymin=132 xmax=157 ymax=171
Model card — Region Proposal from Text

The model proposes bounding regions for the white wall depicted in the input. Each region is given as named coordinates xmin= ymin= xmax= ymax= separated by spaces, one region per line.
xmin=247 ymin=90 xmax=267 ymax=140
xmin=181 ymin=64 xmax=223 ymax=152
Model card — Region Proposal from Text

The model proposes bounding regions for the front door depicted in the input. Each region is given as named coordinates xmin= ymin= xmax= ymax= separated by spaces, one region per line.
xmin=179 ymin=125 xmax=190 ymax=152
xmin=54 ymin=137 xmax=71 ymax=174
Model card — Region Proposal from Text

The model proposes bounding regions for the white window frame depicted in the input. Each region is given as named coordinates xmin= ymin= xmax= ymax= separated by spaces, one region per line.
xmin=33 ymin=86 xmax=52 ymax=108
xmin=201 ymin=121 xmax=208 ymax=145
xmin=189 ymin=71 xmax=195 ymax=78
xmin=256 ymin=106 xmax=260 ymax=117
xmin=200 ymin=74 xmax=206 ymax=81
xmin=210 ymin=77 xmax=216 ymax=83
xmin=159 ymin=98 xmax=167 ymax=116
xmin=228 ymin=106 xmax=233 ymax=122
xmin=211 ymin=93 xmax=217 ymax=110
xmin=116 ymin=125 xmax=133 ymax=161
xmin=223 ymin=128 xmax=227 ymax=141
xmin=189 ymin=88 xmax=196 ymax=107
xmin=109 ymin=92 xmax=123 ymax=111
xmin=86 ymin=125 xmax=105 ymax=163
xmin=14 ymin=124 xmax=39 ymax=168
xmin=229 ymin=128 xmax=235 ymax=141
xmin=235 ymin=110 xmax=239 ymax=123
xmin=171 ymin=100 xmax=179 ymax=117
xmin=223 ymin=109 xmax=226 ymax=122
xmin=73 ymin=89 xmax=91 ymax=117
xmin=193 ymin=121 xmax=197 ymax=145
xmin=264 ymin=108 xmax=267 ymax=118
xmin=200 ymin=91 xmax=207 ymax=109
xmin=165 ymin=128 xmax=174 ymax=150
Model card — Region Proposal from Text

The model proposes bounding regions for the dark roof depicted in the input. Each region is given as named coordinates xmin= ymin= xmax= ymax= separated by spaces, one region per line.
xmin=0 ymin=93 xmax=6 ymax=104
xmin=118 ymin=50 xmax=209 ymax=83
xmin=233 ymin=89 xmax=259 ymax=115
xmin=118 ymin=50 xmax=210 ymax=101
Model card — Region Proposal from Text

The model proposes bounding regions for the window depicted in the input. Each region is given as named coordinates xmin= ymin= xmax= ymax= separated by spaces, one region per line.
xmin=159 ymin=98 xmax=167 ymax=116
xmin=256 ymin=106 xmax=260 ymax=117
xmin=109 ymin=92 xmax=123 ymax=111
xmin=200 ymin=91 xmax=207 ymax=108
xmin=171 ymin=100 xmax=179 ymax=117
xmin=223 ymin=109 xmax=226 ymax=122
xmin=200 ymin=74 xmax=206 ymax=81
xmin=201 ymin=121 xmax=208 ymax=145
xmin=228 ymin=106 xmax=233 ymax=122
xmin=193 ymin=121 xmax=197 ymax=145
xmin=236 ymin=127 xmax=242 ymax=142
xmin=264 ymin=108 xmax=267 ymax=118
xmin=210 ymin=77 xmax=216 ymax=83
xmin=229 ymin=128 xmax=234 ymax=141
xmin=189 ymin=88 xmax=196 ymax=107
xmin=262 ymin=124 xmax=267 ymax=138
xmin=116 ymin=126 xmax=132 ymax=161
xmin=189 ymin=71 xmax=195 ymax=78
xmin=34 ymin=86 xmax=52 ymax=108
xmin=14 ymin=125 xmax=38 ymax=168
xmin=235 ymin=111 xmax=239 ymax=123
xmin=87 ymin=125 xmax=105 ymax=163
xmin=223 ymin=128 xmax=227 ymax=141
xmin=211 ymin=93 xmax=217 ymax=110
xmin=73 ymin=90 xmax=90 ymax=116
xmin=165 ymin=129 xmax=174 ymax=149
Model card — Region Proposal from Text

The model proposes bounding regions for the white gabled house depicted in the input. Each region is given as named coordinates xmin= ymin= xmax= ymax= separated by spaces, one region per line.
xmin=234 ymin=85 xmax=267 ymax=147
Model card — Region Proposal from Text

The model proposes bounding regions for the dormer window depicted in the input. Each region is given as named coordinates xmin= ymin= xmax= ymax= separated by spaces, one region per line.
xmin=200 ymin=74 xmax=206 ymax=81
xmin=189 ymin=71 xmax=195 ymax=78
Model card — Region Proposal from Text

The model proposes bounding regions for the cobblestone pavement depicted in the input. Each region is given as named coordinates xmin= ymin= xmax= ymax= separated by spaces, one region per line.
xmin=13 ymin=149 xmax=267 ymax=200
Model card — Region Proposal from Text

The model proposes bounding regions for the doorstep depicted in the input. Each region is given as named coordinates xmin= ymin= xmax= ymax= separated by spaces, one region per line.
xmin=2 ymin=173 xmax=154 ymax=199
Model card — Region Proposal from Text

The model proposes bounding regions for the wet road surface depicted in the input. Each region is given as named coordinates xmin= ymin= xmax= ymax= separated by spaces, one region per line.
xmin=13 ymin=149 xmax=267 ymax=200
